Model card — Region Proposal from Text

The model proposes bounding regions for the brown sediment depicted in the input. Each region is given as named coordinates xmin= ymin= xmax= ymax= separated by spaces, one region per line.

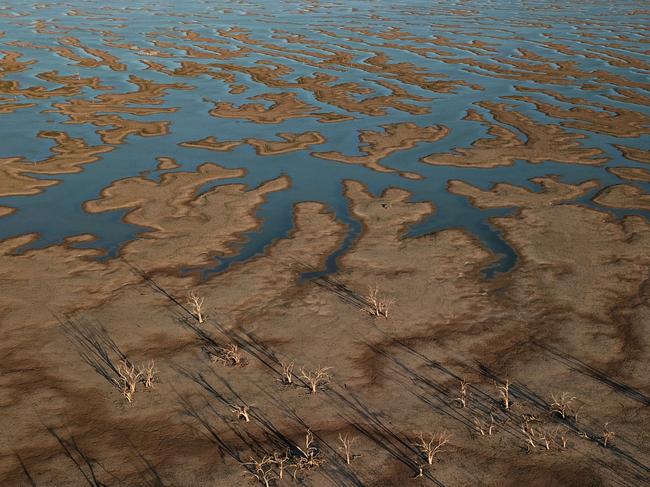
xmin=2 ymin=11 xmax=650 ymax=487
xmin=156 ymin=157 xmax=180 ymax=170
xmin=608 ymin=167 xmax=650 ymax=183
xmin=47 ymin=76 xmax=192 ymax=144
xmin=0 ymin=173 xmax=649 ymax=487
xmin=0 ymin=99 xmax=35 ymax=113
xmin=207 ymin=92 xmax=354 ymax=124
xmin=0 ymin=60 xmax=112 ymax=102
xmin=229 ymin=84 xmax=247 ymax=94
xmin=315 ymin=123 xmax=449 ymax=174
xmin=142 ymin=59 xmax=237 ymax=83
xmin=0 ymin=131 xmax=113 ymax=197
xmin=615 ymin=145 xmax=650 ymax=164
xmin=7 ymin=40 xmax=124 ymax=72
xmin=540 ymin=37 xmax=650 ymax=71
xmin=149 ymin=37 xmax=251 ymax=60
xmin=36 ymin=70 xmax=112 ymax=91
xmin=448 ymin=177 xmax=599 ymax=208
xmin=58 ymin=36 xmax=128 ymax=71
xmin=507 ymin=88 xmax=650 ymax=138
xmin=95 ymin=117 xmax=171 ymax=145
xmin=245 ymin=131 xmax=326 ymax=155
xmin=0 ymin=50 xmax=34 ymax=77
xmin=438 ymin=45 xmax=650 ymax=90
xmin=605 ymin=88 xmax=650 ymax=107
xmin=0 ymin=206 xmax=15 ymax=217
xmin=593 ymin=184 xmax=650 ymax=211
xmin=179 ymin=136 xmax=242 ymax=152
xmin=85 ymin=164 xmax=287 ymax=271
xmin=182 ymin=27 xmax=477 ymax=106
xmin=422 ymin=104 xmax=607 ymax=168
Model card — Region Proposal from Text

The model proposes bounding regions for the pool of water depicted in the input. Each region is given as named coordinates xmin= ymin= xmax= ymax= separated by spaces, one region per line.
xmin=0 ymin=0 xmax=648 ymax=278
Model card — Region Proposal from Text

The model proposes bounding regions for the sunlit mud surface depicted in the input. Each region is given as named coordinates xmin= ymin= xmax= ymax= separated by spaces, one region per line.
xmin=0 ymin=1 xmax=649 ymax=486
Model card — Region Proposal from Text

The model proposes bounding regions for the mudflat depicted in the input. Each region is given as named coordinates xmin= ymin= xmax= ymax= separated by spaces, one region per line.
xmin=0 ymin=1 xmax=648 ymax=486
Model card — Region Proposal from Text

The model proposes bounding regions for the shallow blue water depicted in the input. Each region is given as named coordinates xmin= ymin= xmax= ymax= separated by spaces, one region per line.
xmin=0 ymin=0 xmax=648 ymax=278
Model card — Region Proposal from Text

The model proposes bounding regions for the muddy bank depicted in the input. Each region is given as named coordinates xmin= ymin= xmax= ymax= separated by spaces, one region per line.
xmin=1 ymin=168 xmax=648 ymax=486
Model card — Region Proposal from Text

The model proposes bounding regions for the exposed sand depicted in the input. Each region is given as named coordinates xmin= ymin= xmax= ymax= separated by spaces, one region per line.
xmin=0 ymin=131 xmax=113 ymax=197
xmin=0 ymin=205 xmax=15 ymax=217
xmin=208 ymin=93 xmax=355 ymax=124
xmin=179 ymin=136 xmax=243 ymax=152
xmin=608 ymin=167 xmax=650 ymax=183
xmin=593 ymin=184 xmax=650 ymax=211
xmin=1 ymin=8 xmax=649 ymax=487
xmin=615 ymin=145 xmax=650 ymax=164
xmin=422 ymin=104 xmax=607 ymax=168
xmin=246 ymin=132 xmax=326 ymax=156
xmin=314 ymin=123 xmax=448 ymax=175
xmin=1 ymin=169 xmax=648 ymax=486
xmin=448 ymin=177 xmax=599 ymax=208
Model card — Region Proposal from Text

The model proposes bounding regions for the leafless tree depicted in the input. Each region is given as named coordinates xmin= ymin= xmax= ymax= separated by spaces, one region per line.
xmin=455 ymin=378 xmax=470 ymax=408
xmin=187 ymin=291 xmax=206 ymax=324
xmin=495 ymin=379 xmax=511 ymax=410
xmin=338 ymin=433 xmax=358 ymax=465
xmin=416 ymin=432 xmax=450 ymax=465
xmin=365 ymin=285 xmax=393 ymax=318
xmin=280 ymin=361 xmax=294 ymax=386
xmin=210 ymin=343 xmax=246 ymax=367
xmin=243 ymin=455 xmax=274 ymax=487
xmin=473 ymin=414 xmax=495 ymax=436
xmin=299 ymin=366 xmax=332 ymax=393
xmin=115 ymin=359 xmax=142 ymax=403
xmin=231 ymin=404 xmax=251 ymax=423
xmin=140 ymin=360 xmax=157 ymax=389
xmin=602 ymin=422 xmax=615 ymax=447
xmin=550 ymin=392 xmax=576 ymax=419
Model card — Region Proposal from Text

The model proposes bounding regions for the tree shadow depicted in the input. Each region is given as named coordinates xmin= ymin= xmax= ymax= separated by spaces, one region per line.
xmin=43 ymin=424 xmax=117 ymax=487
xmin=532 ymin=341 xmax=650 ymax=406
xmin=13 ymin=452 xmax=37 ymax=487
xmin=60 ymin=315 xmax=125 ymax=389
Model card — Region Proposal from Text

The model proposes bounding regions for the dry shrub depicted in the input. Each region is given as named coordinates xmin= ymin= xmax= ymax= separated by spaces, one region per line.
xmin=365 ymin=285 xmax=394 ymax=318
xmin=210 ymin=343 xmax=246 ymax=367
xmin=231 ymin=404 xmax=251 ymax=423
xmin=495 ymin=379 xmax=511 ymax=410
xmin=602 ymin=422 xmax=615 ymax=447
xmin=141 ymin=360 xmax=157 ymax=388
xmin=115 ymin=359 xmax=142 ymax=403
xmin=272 ymin=450 xmax=290 ymax=479
xmin=455 ymin=378 xmax=469 ymax=408
xmin=292 ymin=429 xmax=325 ymax=478
xmin=280 ymin=361 xmax=295 ymax=386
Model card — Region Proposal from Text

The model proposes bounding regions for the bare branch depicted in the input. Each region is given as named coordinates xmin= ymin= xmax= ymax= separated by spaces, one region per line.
xmin=338 ymin=433 xmax=358 ymax=465
xmin=299 ymin=366 xmax=332 ymax=394
xmin=416 ymin=431 xmax=450 ymax=465
xmin=364 ymin=285 xmax=394 ymax=318
xmin=187 ymin=291 xmax=206 ymax=324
